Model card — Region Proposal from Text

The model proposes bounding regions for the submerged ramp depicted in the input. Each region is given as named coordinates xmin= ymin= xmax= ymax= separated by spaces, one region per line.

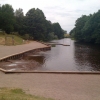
xmin=0 ymin=41 xmax=51 ymax=61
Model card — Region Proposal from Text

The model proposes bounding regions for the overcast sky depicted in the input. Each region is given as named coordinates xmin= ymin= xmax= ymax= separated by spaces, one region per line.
xmin=1 ymin=0 xmax=100 ymax=32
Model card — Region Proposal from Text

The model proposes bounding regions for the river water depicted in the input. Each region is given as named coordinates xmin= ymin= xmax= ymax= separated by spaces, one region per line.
xmin=1 ymin=38 xmax=100 ymax=71
xmin=31 ymin=38 xmax=100 ymax=71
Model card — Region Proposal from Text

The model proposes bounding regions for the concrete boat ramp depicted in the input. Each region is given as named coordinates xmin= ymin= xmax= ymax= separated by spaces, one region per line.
xmin=0 ymin=41 xmax=51 ymax=73
xmin=0 ymin=41 xmax=100 ymax=74
xmin=0 ymin=41 xmax=100 ymax=100
xmin=0 ymin=41 xmax=50 ymax=61
xmin=46 ymin=42 xmax=70 ymax=46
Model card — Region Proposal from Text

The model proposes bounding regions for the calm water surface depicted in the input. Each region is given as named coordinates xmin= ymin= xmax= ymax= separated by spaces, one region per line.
xmin=33 ymin=38 xmax=100 ymax=71
xmin=1 ymin=38 xmax=100 ymax=71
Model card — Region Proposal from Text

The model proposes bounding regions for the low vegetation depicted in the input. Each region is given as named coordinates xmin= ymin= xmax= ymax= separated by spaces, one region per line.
xmin=64 ymin=33 xmax=70 ymax=38
xmin=0 ymin=88 xmax=54 ymax=100
xmin=0 ymin=32 xmax=24 ymax=45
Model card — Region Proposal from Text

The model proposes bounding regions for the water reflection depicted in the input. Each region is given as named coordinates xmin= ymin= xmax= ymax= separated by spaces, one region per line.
xmin=0 ymin=59 xmax=42 ymax=71
xmin=0 ymin=38 xmax=100 ymax=71
xmin=40 ymin=39 xmax=77 ymax=71
xmin=74 ymin=42 xmax=100 ymax=71
xmin=26 ymin=55 xmax=45 ymax=64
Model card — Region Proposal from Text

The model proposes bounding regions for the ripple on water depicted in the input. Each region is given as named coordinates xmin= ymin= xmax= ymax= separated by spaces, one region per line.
xmin=0 ymin=39 xmax=100 ymax=71
xmin=7 ymin=64 xmax=17 ymax=67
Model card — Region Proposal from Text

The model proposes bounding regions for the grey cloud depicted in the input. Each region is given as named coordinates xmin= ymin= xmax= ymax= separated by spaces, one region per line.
xmin=0 ymin=0 xmax=8 ymax=3
xmin=0 ymin=0 xmax=7 ymax=1
xmin=44 ymin=6 xmax=72 ymax=18
xmin=44 ymin=6 xmax=65 ymax=11
xmin=75 ymin=9 xmax=88 ymax=12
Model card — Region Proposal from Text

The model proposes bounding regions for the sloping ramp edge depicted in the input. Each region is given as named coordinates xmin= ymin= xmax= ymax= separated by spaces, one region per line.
xmin=0 ymin=68 xmax=100 ymax=74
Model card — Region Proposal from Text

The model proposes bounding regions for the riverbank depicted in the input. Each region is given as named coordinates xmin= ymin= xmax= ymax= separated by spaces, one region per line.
xmin=0 ymin=41 xmax=50 ymax=61
xmin=0 ymin=39 xmax=100 ymax=100
xmin=0 ymin=72 xmax=100 ymax=100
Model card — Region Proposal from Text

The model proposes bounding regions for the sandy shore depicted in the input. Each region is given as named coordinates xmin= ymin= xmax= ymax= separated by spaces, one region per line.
xmin=0 ymin=72 xmax=100 ymax=100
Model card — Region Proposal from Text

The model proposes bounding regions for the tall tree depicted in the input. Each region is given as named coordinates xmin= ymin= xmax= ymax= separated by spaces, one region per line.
xmin=0 ymin=4 xmax=65 ymax=41
xmin=70 ymin=10 xmax=100 ymax=44
xmin=14 ymin=8 xmax=24 ymax=17
xmin=0 ymin=4 xmax=15 ymax=33
xmin=52 ymin=23 xmax=64 ymax=39
xmin=25 ymin=8 xmax=47 ymax=40
xmin=14 ymin=8 xmax=25 ymax=35
xmin=74 ymin=15 xmax=88 ymax=42
xmin=0 ymin=4 xmax=2 ymax=29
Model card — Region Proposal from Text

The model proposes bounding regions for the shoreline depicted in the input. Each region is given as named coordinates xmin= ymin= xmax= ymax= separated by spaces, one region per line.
xmin=0 ymin=41 xmax=51 ymax=73
xmin=0 ymin=41 xmax=51 ymax=62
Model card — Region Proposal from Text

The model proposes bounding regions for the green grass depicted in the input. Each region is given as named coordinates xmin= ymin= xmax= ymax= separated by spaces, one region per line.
xmin=0 ymin=88 xmax=54 ymax=100
xmin=9 ymin=34 xmax=23 ymax=45
xmin=0 ymin=32 xmax=24 ymax=45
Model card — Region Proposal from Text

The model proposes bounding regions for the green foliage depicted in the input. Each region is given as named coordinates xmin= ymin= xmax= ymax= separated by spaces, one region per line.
xmin=0 ymin=4 xmax=15 ymax=34
xmin=25 ymin=8 xmax=47 ymax=41
xmin=12 ymin=35 xmax=23 ymax=45
xmin=54 ymin=35 xmax=58 ymax=39
xmin=48 ymin=32 xmax=58 ymax=40
xmin=70 ymin=10 xmax=100 ymax=44
xmin=64 ymin=33 xmax=70 ymax=38
xmin=14 ymin=8 xmax=24 ymax=17
xmin=52 ymin=23 xmax=64 ymax=39
xmin=0 ymin=4 xmax=65 ymax=41
xmin=11 ymin=88 xmax=24 ymax=94
xmin=23 ymin=34 xmax=30 ymax=40
xmin=0 ymin=33 xmax=23 ymax=45
xmin=14 ymin=8 xmax=25 ymax=36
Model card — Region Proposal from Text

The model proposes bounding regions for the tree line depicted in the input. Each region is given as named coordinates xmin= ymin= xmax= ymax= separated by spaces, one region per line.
xmin=70 ymin=10 xmax=100 ymax=44
xmin=0 ymin=4 xmax=65 ymax=41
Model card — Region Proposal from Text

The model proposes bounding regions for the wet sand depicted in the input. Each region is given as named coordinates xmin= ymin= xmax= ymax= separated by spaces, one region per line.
xmin=0 ymin=72 xmax=100 ymax=100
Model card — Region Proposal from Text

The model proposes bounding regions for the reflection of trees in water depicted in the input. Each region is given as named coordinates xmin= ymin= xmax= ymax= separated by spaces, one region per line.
xmin=74 ymin=42 xmax=100 ymax=71
xmin=0 ymin=60 xmax=42 ymax=71
xmin=26 ymin=55 xmax=45 ymax=65
xmin=22 ymin=51 xmax=45 ymax=65
xmin=0 ymin=51 xmax=46 ymax=71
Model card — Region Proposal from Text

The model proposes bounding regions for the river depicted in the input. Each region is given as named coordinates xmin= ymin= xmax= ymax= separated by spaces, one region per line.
xmin=1 ymin=38 xmax=100 ymax=71
xmin=31 ymin=38 xmax=100 ymax=71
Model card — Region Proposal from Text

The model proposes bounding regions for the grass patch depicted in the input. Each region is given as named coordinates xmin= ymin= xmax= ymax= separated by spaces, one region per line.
xmin=0 ymin=88 xmax=54 ymax=100
xmin=0 ymin=33 xmax=24 ymax=45
xmin=10 ymin=35 xmax=23 ymax=45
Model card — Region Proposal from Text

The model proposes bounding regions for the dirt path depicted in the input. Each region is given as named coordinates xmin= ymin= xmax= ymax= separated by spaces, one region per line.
xmin=0 ymin=41 xmax=48 ymax=60
xmin=0 ymin=72 xmax=100 ymax=100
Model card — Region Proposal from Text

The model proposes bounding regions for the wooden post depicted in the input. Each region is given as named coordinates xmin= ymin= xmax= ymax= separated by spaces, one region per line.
xmin=12 ymin=36 xmax=14 ymax=45
xmin=5 ymin=36 xmax=6 ymax=45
